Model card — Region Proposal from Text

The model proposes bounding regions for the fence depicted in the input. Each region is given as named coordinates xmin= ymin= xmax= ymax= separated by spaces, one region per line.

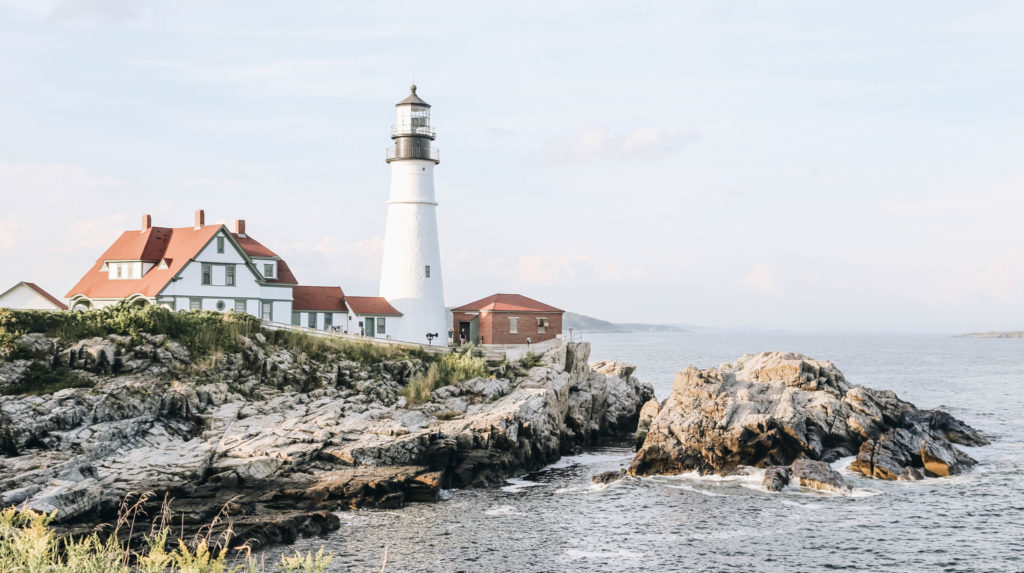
xmin=261 ymin=320 xmax=450 ymax=355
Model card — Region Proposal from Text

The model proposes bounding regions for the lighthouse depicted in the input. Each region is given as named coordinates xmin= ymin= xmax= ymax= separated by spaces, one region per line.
xmin=379 ymin=84 xmax=447 ymax=344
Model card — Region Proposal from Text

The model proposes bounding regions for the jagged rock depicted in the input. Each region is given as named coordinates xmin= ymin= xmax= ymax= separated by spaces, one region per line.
xmin=591 ymin=469 xmax=627 ymax=486
xmin=762 ymin=466 xmax=791 ymax=492
xmin=629 ymin=352 xmax=987 ymax=481
xmin=790 ymin=459 xmax=851 ymax=495
xmin=1 ymin=334 xmax=653 ymax=548
xmin=634 ymin=398 xmax=660 ymax=450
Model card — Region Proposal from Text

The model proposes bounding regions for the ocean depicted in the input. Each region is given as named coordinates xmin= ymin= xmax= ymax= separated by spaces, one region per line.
xmin=281 ymin=332 xmax=1024 ymax=572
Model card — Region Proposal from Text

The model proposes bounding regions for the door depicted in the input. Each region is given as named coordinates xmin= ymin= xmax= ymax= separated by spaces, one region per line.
xmin=364 ymin=317 xmax=375 ymax=338
xmin=458 ymin=321 xmax=470 ymax=345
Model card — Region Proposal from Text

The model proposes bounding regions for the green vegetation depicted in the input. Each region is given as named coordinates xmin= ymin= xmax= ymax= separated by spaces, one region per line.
xmin=0 ymin=505 xmax=332 ymax=573
xmin=401 ymin=345 xmax=489 ymax=404
xmin=0 ymin=363 xmax=93 ymax=396
xmin=0 ymin=303 xmax=432 ymax=366
xmin=519 ymin=351 xmax=542 ymax=369
xmin=0 ymin=303 xmax=262 ymax=358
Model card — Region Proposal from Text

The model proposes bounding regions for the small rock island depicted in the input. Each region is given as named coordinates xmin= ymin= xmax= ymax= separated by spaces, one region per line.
xmin=628 ymin=352 xmax=988 ymax=493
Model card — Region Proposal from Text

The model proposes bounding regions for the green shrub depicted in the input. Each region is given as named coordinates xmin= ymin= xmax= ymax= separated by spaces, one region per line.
xmin=0 ymin=308 xmax=20 ymax=360
xmin=518 ymin=351 xmax=543 ymax=369
xmin=0 ymin=303 xmax=262 ymax=358
xmin=401 ymin=346 xmax=488 ymax=404
xmin=1 ymin=362 xmax=94 ymax=396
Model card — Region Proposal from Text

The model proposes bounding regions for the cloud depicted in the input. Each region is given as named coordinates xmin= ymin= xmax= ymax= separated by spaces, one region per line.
xmin=0 ymin=219 xmax=21 ymax=250
xmin=544 ymin=126 xmax=699 ymax=165
xmin=514 ymin=254 xmax=646 ymax=287
xmin=48 ymin=0 xmax=140 ymax=23
xmin=65 ymin=213 xmax=128 ymax=250
xmin=742 ymin=264 xmax=779 ymax=295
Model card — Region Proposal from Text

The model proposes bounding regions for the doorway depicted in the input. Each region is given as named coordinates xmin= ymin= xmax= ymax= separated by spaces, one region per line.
xmin=364 ymin=317 xmax=375 ymax=337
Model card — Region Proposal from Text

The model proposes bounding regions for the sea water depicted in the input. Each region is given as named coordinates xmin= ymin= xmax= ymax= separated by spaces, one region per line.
xmin=282 ymin=332 xmax=1024 ymax=572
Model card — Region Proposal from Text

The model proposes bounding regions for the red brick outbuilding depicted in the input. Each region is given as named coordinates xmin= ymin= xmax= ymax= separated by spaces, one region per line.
xmin=451 ymin=293 xmax=563 ymax=346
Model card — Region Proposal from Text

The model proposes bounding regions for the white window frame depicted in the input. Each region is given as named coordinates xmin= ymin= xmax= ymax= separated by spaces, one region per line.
xmin=263 ymin=263 xmax=275 ymax=279
xmin=189 ymin=298 xmax=202 ymax=310
xmin=234 ymin=299 xmax=246 ymax=313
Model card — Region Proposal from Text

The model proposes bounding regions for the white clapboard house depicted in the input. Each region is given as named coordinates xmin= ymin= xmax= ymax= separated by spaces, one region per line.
xmin=65 ymin=210 xmax=401 ymax=338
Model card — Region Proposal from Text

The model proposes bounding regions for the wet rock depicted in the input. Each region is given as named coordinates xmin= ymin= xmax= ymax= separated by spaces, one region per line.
xmin=591 ymin=469 xmax=627 ymax=486
xmin=790 ymin=459 xmax=851 ymax=495
xmin=762 ymin=466 xmax=791 ymax=492
xmin=629 ymin=352 xmax=987 ymax=481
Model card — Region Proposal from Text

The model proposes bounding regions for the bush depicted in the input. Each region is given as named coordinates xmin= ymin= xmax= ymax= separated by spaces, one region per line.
xmin=0 ymin=303 xmax=262 ymax=358
xmin=1 ymin=362 xmax=94 ymax=396
xmin=401 ymin=345 xmax=488 ymax=404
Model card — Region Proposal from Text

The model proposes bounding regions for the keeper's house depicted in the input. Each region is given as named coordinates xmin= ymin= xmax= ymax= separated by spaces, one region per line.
xmin=0 ymin=282 xmax=68 ymax=311
xmin=65 ymin=210 xmax=401 ymax=338
xmin=451 ymin=293 xmax=563 ymax=346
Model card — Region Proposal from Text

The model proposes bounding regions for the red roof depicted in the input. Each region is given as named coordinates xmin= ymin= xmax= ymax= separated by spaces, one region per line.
xmin=1 ymin=282 xmax=68 ymax=310
xmin=233 ymin=234 xmax=278 ymax=258
xmin=293 ymin=286 xmax=347 ymax=312
xmin=67 ymin=224 xmax=297 ymax=299
xmin=345 ymin=296 xmax=403 ymax=316
xmin=452 ymin=293 xmax=563 ymax=313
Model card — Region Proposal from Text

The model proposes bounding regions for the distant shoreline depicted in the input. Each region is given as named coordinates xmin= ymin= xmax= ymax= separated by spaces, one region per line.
xmin=957 ymin=331 xmax=1024 ymax=339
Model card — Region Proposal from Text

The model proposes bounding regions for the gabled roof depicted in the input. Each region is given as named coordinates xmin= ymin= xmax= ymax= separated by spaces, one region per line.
xmin=66 ymin=223 xmax=297 ymax=299
xmin=345 ymin=296 xmax=403 ymax=316
xmin=292 ymin=286 xmax=347 ymax=312
xmin=67 ymin=225 xmax=222 ymax=299
xmin=230 ymin=233 xmax=298 ymax=285
xmin=0 ymin=282 xmax=68 ymax=310
xmin=452 ymin=293 xmax=563 ymax=313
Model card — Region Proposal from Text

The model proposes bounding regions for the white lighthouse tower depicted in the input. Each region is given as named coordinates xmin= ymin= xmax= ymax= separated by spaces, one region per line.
xmin=379 ymin=84 xmax=447 ymax=344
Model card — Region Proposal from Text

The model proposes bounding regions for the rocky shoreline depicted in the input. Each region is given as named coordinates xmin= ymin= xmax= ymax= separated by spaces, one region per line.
xmin=0 ymin=331 xmax=653 ymax=549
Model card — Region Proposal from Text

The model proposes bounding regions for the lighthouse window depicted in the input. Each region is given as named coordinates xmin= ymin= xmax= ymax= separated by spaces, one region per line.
xmin=425 ymin=265 xmax=430 ymax=278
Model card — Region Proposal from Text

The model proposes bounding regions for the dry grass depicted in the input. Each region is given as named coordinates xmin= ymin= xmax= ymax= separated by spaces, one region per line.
xmin=0 ymin=493 xmax=332 ymax=572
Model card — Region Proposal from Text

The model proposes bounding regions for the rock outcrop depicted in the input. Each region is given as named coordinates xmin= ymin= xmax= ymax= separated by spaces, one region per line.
xmin=1 ymin=333 xmax=653 ymax=549
xmin=629 ymin=352 xmax=987 ymax=482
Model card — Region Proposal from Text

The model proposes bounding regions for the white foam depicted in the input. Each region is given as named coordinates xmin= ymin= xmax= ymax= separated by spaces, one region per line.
xmin=541 ymin=451 xmax=633 ymax=471
xmin=483 ymin=504 xmax=522 ymax=516
xmin=501 ymin=477 xmax=544 ymax=492
xmin=666 ymin=484 xmax=727 ymax=497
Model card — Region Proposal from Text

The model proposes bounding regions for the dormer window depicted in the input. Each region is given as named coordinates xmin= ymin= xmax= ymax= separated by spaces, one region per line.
xmin=263 ymin=263 xmax=275 ymax=279
xmin=116 ymin=264 xmax=123 ymax=278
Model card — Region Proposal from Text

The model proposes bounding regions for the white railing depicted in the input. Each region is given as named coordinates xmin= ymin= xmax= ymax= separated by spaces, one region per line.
xmin=261 ymin=321 xmax=450 ymax=354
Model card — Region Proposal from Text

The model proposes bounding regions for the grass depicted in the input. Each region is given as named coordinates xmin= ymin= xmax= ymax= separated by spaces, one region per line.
xmin=0 ymin=304 xmax=262 ymax=359
xmin=401 ymin=345 xmax=489 ymax=404
xmin=0 ymin=496 xmax=333 ymax=573
xmin=0 ymin=304 xmax=432 ymax=367
xmin=0 ymin=362 xmax=94 ymax=396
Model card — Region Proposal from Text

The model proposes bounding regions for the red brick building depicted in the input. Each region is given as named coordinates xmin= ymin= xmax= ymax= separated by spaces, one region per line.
xmin=450 ymin=293 xmax=563 ymax=346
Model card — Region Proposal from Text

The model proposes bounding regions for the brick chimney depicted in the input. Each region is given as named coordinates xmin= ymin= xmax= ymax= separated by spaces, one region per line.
xmin=141 ymin=214 xmax=152 ymax=231
xmin=235 ymin=219 xmax=246 ymax=237
xmin=194 ymin=209 xmax=205 ymax=230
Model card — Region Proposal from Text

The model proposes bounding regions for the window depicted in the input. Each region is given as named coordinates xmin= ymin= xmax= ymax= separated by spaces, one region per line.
xmin=377 ymin=317 xmax=386 ymax=335
xmin=235 ymin=299 xmax=247 ymax=313
xmin=263 ymin=263 xmax=275 ymax=278
xmin=216 ymin=300 xmax=226 ymax=311
xmin=308 ymin=312 xmax=317 ymax=328
xmin=324 ymin=313 xmax=333 ymax=330
xmin=189 ymin=298 xmax=201 ymax=310
xmin=509 ymin=317 xmax=519 ymax=334
xmin=291 ymin=312 xmax=300 ymax=326
xmin=202 ymin=264 xmax=212 ymax=285
xmin=537 ymin=317 xmax=548 ymax=334
xmin=261 ymin=301 xmax=272 ymax=321
xmin=116 ymin=264 xmax=123 ymax=279
xmin=225 ymin=265 xmax=235 ymax=286
xmin=216 ymin=236 xmax=225 ymax=253
xmin=425 ymin=265 xmax=430 ymax=278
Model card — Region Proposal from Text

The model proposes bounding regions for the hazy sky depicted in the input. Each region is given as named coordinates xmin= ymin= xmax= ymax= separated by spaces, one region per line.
xmin=1 ymin=1 xmax=1022 ymax=333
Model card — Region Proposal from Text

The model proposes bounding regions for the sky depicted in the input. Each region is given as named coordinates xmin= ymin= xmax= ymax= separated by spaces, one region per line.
xmin=1 ymin=1 xmax=1022 ymax=333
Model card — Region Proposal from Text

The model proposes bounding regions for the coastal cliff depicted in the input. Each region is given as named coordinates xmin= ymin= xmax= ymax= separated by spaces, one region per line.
xmin=628 ymin=352 xmax=988 ymax=491
xmin=0 ymin=312 xmax=653 ymax=548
